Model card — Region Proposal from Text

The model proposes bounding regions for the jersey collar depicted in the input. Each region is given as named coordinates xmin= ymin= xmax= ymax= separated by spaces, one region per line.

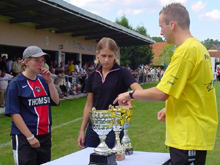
xmin=96 ymin=63 xmax=120 ymax=73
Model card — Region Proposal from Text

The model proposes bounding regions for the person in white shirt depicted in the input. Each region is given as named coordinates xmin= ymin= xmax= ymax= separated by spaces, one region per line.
xmin=6 ymin=57 xmax=13 ymax=74
xmin=79 ymin=63 xmax=87 ymax=93
xmin=0 ymin=69 xmax=13 ymax=107
xmin=74 ymin=61 xmax=81 ymax=75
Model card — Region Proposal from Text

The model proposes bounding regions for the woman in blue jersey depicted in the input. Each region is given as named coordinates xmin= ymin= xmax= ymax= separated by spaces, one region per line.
xmin=77 ymin=37 xmax=142 ymax=149
xmin=5 ymin=46 xmax=59 ymax=165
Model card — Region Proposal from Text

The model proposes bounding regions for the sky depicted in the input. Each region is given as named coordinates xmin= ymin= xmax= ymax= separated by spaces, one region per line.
xmin=64 ymin=0 xmax=220 ymax=42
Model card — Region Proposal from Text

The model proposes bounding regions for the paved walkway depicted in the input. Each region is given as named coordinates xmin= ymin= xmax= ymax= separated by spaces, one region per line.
xmin=0 ymin=93 xmax=87 ymax=114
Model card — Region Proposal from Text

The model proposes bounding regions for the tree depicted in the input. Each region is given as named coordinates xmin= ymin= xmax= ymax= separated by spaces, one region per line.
xmin=120 ymin=45 xmax=153 ymax=69
xmin=115 ymin=14 xmax=133 ymax=30
xmin=135 ymin=25 xmax=149 ymax=37
xmin=201 ymin=38 xmax=220 ymax=49
xmin=158 ymin=44 xmax=176 ymax=67
xmin=115 ymin=15 xmax=154 ymax=69
xmin=151 ymin=36 xmax=165 ymax=42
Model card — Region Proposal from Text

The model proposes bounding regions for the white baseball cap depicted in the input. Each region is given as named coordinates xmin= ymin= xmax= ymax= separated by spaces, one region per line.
xmin=23 ymin=46 xmax=49 ymax=59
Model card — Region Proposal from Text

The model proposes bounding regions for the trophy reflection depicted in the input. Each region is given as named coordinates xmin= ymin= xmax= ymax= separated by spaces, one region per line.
xmin=111 ymin=105 xmax=127 ymax=161
xmin=89 ymin=107 xmax=117 ymax=165
xmin=121 ymin=106 xmax=134 ymax=155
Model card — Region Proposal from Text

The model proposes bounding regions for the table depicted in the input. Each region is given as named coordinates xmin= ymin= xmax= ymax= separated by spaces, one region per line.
xmin=43 ymin=147 xmax=170 ymax=165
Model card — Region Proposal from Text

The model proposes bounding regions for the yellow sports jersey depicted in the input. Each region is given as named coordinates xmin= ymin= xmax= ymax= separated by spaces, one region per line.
xmin=157 ymin=38 xmax=218 ymax=150
xmin=66 ymin=64 xmax=74 ymax=72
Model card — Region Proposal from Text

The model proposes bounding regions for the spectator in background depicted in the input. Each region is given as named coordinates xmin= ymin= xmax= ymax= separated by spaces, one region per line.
xmin=80 ymin=63 xmax=87 ymax=93
xmin=74 ymin=61 xmax=81 ymax=75
xmin=160 ymin=69 xmax=164 ymax=78
xmin=0 ymin=56 xmax=8 ymax=72
xmin=49 ymin=61 xmax=53 ymax=69
xmin=88 ymin=61 xmax=95 ymax=71
xmin=53 ymin=60 xmax=58 ymax=69
xmin=126 ymin=64 xmax=130 ymax=70
xmin=65 ymin=60 xmax=74 ymax=75
xmin=11 ymin=56 xmax=21 ymax=76
xmin=151 ymin=67 xmax=155 ymax=80
xmin=69 ymin=71 xmax=81 ymax=95
xmin=54 ymin=70 xmax=67 ymax=96
xmin=58 ymin=61 xmax=65 ymax=72
xmin=51 ymin=68 xmax=64 ymax=98
xmin=6 ymin=57 xmax=13 ymax=74
xmin=53 ymin=60 xmax=59 ymax=74
xmin=0 ymin=69 xmax=13 ymax=108
xmin=217 ymin=69 xmax=220 ymax=81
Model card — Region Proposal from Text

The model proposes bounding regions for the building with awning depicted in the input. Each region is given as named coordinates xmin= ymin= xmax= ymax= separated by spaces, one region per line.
xmin=0 ymin=0 xmax=155 ymax=65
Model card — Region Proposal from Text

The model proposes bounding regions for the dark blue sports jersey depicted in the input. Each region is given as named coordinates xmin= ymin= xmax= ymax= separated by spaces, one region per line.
xmin=5 ymin=73 xmax=55 ymax=135
xmin=86 ymin=64 xmax=137 ymax=110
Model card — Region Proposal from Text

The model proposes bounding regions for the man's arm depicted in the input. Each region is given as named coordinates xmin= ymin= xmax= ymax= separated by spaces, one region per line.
xmin=113 ymin=87 xmax=169 ymax=106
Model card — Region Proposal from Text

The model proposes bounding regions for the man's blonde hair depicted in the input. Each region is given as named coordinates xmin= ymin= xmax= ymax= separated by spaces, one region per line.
xmin=159 ymin=3 xmax=190 ymax=30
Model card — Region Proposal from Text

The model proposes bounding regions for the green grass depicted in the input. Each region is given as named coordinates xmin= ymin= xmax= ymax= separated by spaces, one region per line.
xmin=0 ymin=82 xmax=220 ymax=164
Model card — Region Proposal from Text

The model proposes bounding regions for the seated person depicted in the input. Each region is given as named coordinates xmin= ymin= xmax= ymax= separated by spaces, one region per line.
xmin=69 ymin=71 xmax=81 ymax=95
xmin=51 ymin=68 xmax=64 ymax=98
xmin=54 ymin=70 xmax=67 ymax=96
xmin=0 ymin=69 xmax=13 ymax=107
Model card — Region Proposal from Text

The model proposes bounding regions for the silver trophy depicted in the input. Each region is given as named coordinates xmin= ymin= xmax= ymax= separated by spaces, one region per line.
xmin=111 ymin=105 xmax=127 ymax=161
xmin=121 ymin=106 xmax=134 ymax=155
xmin=89 ymin=107 xmax=117 ymax=165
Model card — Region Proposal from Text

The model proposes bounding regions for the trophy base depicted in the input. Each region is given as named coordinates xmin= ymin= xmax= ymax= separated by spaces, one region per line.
xmin=115 ymin=152 xmax=125 ymax=161
xmin=89 ymin=153 xmax=117 ymax=165
xmin=125 ymin=147 xmax=133 ymax=155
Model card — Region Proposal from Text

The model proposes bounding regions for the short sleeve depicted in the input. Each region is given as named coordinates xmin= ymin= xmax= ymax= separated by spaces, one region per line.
xmin=157 ymin=54 xmax=193 ymax=99
xmin=121 ymin=68 xmax=137 ymax=88
xmin=4 ymin=81 xmax=20 ymax=116
xmin=85 ymin=71 xmax=95 ymax=93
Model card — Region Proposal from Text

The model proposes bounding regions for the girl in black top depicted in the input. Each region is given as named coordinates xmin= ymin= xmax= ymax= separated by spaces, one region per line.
xmin=77 ymin=37 xmax=142 ymax=149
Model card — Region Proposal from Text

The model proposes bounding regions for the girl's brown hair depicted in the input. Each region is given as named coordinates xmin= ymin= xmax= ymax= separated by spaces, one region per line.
xmin=20 ymin=58 xmax=31 ymax=72
xmin=94 ymin=37 xmax=119 ymax=65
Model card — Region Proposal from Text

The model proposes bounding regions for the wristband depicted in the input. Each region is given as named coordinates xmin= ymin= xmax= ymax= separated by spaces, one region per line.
xmin=47 ymin=78 xmax=53 ymax=83
xmin=79 ymin=131 xmax=85 ymax=134
xmin=27 ymin=135 xmax=35 ymax=141
xmin=129 ymin=90 xmax=135 ymax=99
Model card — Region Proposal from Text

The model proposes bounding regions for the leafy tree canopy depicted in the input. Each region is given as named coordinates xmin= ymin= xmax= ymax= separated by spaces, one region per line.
xmin=115 ymin=15 xmax=154 ymax=69
xmin=151 ymin=36 xmax=165 ymax=42
xmin=201 ymin=38 xmax=220 ymax=49
xmin=115 ymin=14 xmax=133 ymax=30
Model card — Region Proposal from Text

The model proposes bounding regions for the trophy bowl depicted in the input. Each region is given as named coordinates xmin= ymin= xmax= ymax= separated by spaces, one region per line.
xmin=121 ymin=106 xmax=134 ymax=155
xmin=89 ymin=107 xmax=117 ymax=165
xmin=111 ymin=105 xmax=127 ymax=161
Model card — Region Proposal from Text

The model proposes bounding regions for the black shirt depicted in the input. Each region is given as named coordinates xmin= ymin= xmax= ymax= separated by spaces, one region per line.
xmin=86 ymin=64 xmax=136 ymax=110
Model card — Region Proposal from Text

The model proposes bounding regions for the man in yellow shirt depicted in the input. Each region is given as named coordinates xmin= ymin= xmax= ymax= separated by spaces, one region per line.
xmin=114 ymin=3 xmax=218 ymax=165
xmin=65 ymin=60 xmax=74 ymax=75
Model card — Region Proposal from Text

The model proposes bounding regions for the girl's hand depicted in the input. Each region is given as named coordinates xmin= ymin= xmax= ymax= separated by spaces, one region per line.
xmin=77 ymin=133 xmax=85 ymax=149
xmin=29 ymin=137 xmax=40 ymax=148
xmin=40 ymin=68 xmax=52 ymax=82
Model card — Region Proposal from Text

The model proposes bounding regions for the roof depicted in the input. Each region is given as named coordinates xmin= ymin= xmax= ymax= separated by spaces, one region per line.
xmin=208 ymin=44 xmax=220 ymax=51
xmin=152 ymin=42 xmax=168 ymax=57
xmin=0 ymin=0 xmax=155 ymax=47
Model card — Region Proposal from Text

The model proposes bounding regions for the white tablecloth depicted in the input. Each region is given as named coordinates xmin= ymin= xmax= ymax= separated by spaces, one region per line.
xmin=43 ymin=147 xmax=170 ymax=165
